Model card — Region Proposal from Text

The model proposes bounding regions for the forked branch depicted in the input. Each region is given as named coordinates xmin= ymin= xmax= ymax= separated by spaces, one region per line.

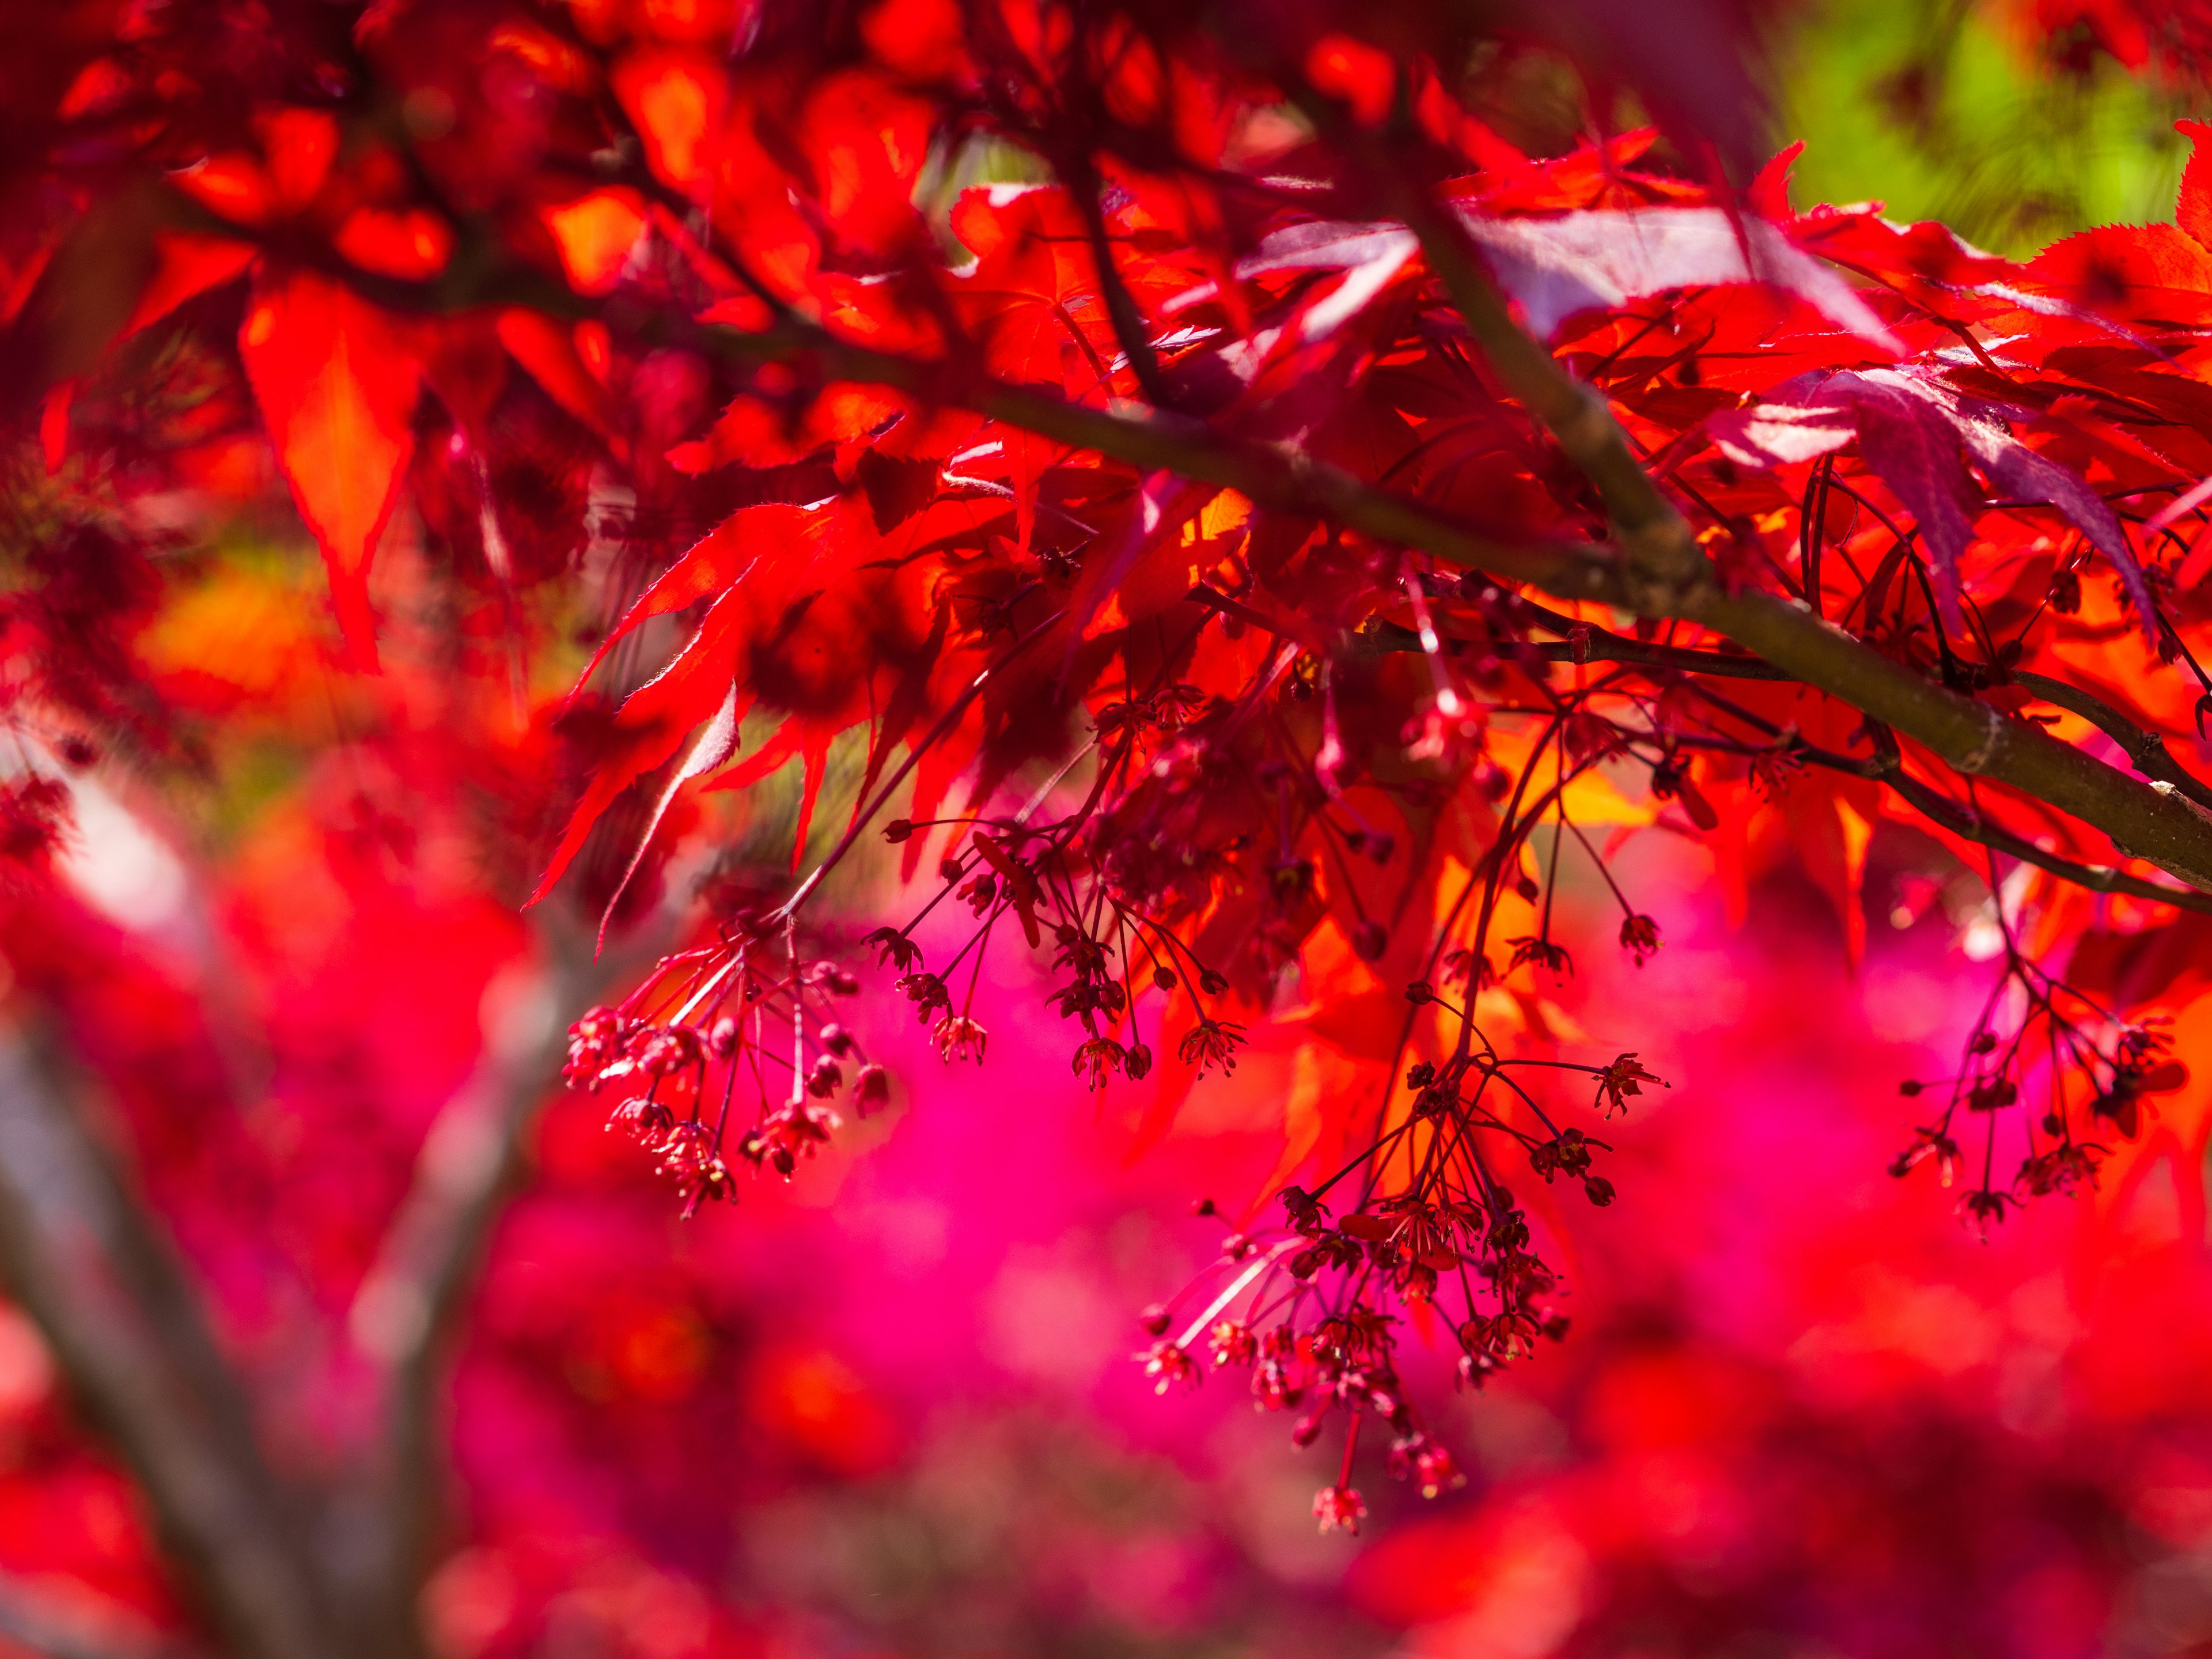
xmin=158 ymin=157 xmax=2212 ymax=900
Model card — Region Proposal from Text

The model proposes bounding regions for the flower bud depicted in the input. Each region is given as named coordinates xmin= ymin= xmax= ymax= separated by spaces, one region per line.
xmin=854 ymin=1063 xmax=892 ymax=1114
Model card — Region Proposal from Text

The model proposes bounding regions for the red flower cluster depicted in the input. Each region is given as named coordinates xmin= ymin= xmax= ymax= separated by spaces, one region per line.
xmin=565 ymin=935 xmax=891 ymax=1214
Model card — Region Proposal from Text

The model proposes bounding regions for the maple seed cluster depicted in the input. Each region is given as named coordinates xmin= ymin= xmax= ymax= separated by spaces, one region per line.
xmin=1139 ymin=1050 xmax=1661 ymax=1530
xmin=564 ymin=930 xmax=888 ymax=1217
xmin=861 ymin=675 xmax=1265 ymax=1092
xmin=1891 ymin=933 xmax=2185 ymax=1233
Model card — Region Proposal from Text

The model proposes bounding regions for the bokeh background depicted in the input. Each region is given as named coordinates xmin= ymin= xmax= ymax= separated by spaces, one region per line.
xmin=10 ymin=2 xmax=2212 ymax=1657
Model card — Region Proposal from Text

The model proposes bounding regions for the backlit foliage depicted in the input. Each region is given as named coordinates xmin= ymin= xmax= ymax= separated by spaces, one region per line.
xmin=3 ymin=0 xmax=2212 ymax=1605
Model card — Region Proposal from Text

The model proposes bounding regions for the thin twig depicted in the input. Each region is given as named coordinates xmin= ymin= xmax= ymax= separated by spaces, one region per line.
xmin=2014 ymin=670 xmax=2212 ymax=811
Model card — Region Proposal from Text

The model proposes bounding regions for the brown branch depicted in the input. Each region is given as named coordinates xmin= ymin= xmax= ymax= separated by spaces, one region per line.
xmin=1339 ymin=154 xmax=2212 ymax=893
xmin=345 ymin=914 xmax=612 ymax=1659
xmin=1358 ymin=611 xmax=1796 ymax=680
xmin=1276 ymin=82 xmax=1711 ymax=617
xmin=1187 ymin=583 xmax=1330 ymax=649
xmin=1366 ymin=596 xmax=2212 ymax=905
xmin=1715 ymin=701 xmax=2212 ymax=910
xmin=0 ymin=907 xmax=635 ymax=1659
xmin=0 ymin=1030 xmax=334 ymax=1659
xmin=509 ymin=293 xmax=2212 ymax=896
xmin=1700 ymin=589 xmax=2212 ymax=886
xmin=1777 ymin=730 xmax=2212 ymax=912
xmin=2013 ymin=670 xmax=2212 ymax=812
xmin=154 ymin=178 xmax=2212 ymax=897
xmin=1875 ymin=764 xmax=2212 ymax=913
xmin=1683 ymin=708 xmax=2212 ymax=913
xmin=1063 ymin=156 xmax=1174 ymax=408
xmin=681 ymin=315 xmax=2212 ymax=895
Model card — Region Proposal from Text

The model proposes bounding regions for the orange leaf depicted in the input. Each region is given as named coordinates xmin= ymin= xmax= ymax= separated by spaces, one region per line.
xmin=238 ymin=268 xmax=421 ymax=666
xmin=1252 ymin=1041 xmax=1363 ymax=1216
xmin=39 ymin=382 xmax=71 ymax=475
xmin=332 ymin=207 xmax=453 ymax=281
xmin=596 ymin=682 xmax=748 ymax=948
xmin=541 ymin=190 xmax=647 ymax=295
xmin=700 ymin=713 xmax=840 ymax=869
xmin=612 ymin=46 xmax=725 ymax=193
xmin=249 ymin=107 xmax=338 ymax=214
xmin=172 ymin=153 xmax=274 ymax=225
xmin=251 ymin=108 xmax=340 ymax=213
xmin=1781 ymin=775 xmax=1876 ymax=968
xmin=667 ymin=380 xmax=906 ymax=472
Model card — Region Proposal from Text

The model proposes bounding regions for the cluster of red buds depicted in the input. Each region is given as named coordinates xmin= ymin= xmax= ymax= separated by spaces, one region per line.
xmin=565 ymin=930 xmax=889 ymax=1216
xmin=1138 ymin=1046 xmax=1662 ymax=1532
xmin=862 ymin=701 xmax=1257 ymax=1093
xmin=1891 ymin=938 xmax=2186 ymax=1233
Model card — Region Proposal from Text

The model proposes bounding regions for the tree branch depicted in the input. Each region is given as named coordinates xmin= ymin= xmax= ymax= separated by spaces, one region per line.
xmin=1064 ymin=156 xmax=1175 ymax=408
xmin=1657 ymin=680 xmax=2212 ymax=912
xmin=1342 ymin=156 xmax=2212 ymax=893
xmin=2014 ymin=669 xmax=2212 ymax=812
xmin=0 ymin=1031 xmax=334 ymax=1659
xmin=1874 ymin=763 xmax=2212 ymax=912
xmin=156 ymin=179 xmax=2212 ymax=897
xmin=345 ymin=915 xmax=611 ymax=1657
xmin=1358 ymin=610 xmax=1796 ymax=679
xmin=681 ymin=315 xmax=2212 ymax=895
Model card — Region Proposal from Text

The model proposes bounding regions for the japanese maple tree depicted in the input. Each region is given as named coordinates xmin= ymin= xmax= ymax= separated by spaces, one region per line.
xmin=3 ymin=0 xmax=2212 ymax=1653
